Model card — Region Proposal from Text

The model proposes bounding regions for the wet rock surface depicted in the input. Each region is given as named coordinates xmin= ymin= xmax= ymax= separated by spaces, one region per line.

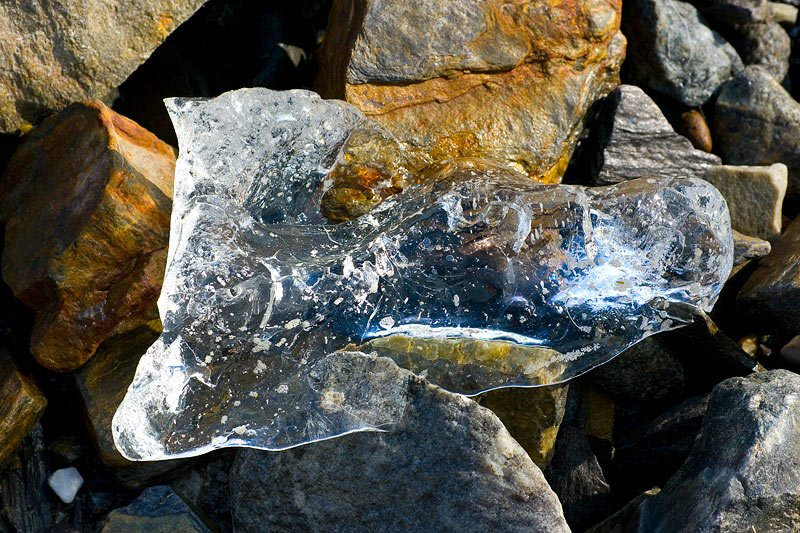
xmin=230 ymin=372 xmax=570 ymax=533
xmin=0 ymin=351 xmax=47 ymax=465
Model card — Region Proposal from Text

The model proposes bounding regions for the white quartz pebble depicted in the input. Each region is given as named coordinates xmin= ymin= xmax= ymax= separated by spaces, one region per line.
xmin=47 ymin=467 xmax=84 ymax=504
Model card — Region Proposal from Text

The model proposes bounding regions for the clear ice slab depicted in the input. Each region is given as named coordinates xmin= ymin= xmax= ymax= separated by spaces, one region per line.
xmin=112 ymin=88 xmax=733 ymax=460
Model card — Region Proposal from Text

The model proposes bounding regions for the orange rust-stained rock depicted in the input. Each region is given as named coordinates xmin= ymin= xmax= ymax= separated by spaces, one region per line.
xmin=316 ymin=0 xmax=626 ymax=183
xmin=0 ymin=101 xmax=173 ymax=372
xmin=0 ymin=351 xmax=47 ymax=464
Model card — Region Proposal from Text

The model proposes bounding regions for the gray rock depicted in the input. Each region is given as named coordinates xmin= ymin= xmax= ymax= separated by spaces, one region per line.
xmin=100 ymin=486 xmax=211 ymax=533
xmin=690 ymin=0 xmax=772 ymax=23
xmin=589 ymin=337 xmax=686 ymax=404
xmin=590 ymin=85 xmax=721 ymax=185
xmin=622 ymin=0 xmax=743 ymax=106
xmin=0 ymin=0 xmax=207 ymax=133
xmin=169 ymin=451 xmax=235 ymax=533
xmin=229 ymin=372 xmax=570 ymax=533
xmin=732 ymin=230 xmax=772 ymax=276
xmin=714 ymin=65 xmax=800 ymax=196
xmin=739 ymin=214 xmax=800 ymax=335
xmin=0 ymin=424 xmax=54 ymax=532
xmin=780 ymin=335 xmax=800 ymax=364
xmin=638 ymin=370 xmax=800 ymax=532
xmin=702 ymin=163 xmax=787 ymax=241
xmin=544 ymin=426 xmax=613 ymax=531
xmin=729 ymin=21 xmax=791 ymax=83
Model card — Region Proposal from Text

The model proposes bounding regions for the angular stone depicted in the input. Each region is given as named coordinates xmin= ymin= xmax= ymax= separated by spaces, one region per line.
xmin=702 ymin=163 xmax=787 ymax=241
xmin=477 ymin=384 xmax=569 ymax=469
xmin=169 ymin=451 xmax=235 ymax=533
xmin=714 ymin=65 xmax=800 ymax=196
xmin=74 ymin=323 xmax=185 ymax=487
xmin=113 ymin=88 xmax=733 ymax=461
xmin=100 ymin=486 xmax=211 ymax=533
xmin=0 ymin=352 xmax=47 ymax=466
xmin=772 ymin=1 xmax=799 ymax=25
xmin=638 ymin=370 xmax=800 ymax=531
xmin=622 ymin=0 xmax=742 ymax=106
xmin=316 ymin=0 xmax=626 ymax=182
xmin=544 ymin=426 xmax=614 ymax=531
xmin=690 ymin=0 xmax=772 ymax=23
xmin=229 ymin=371 xmax=570 ymax=533
xmin=589 ymin=85 xmax=721 ymax=186
xmin=740 ymin=214 xmax=800 ymax=335
xmin=731 ymin=230 xmax=772 ymax=276
xmin=729 ymin=21 xmax=791 ymax=83
xmin=0 ymin=0 xmax=207 ymax=133
xmin=0 ymin=101 xmax=173 ymax=372
xmin=780 ymin=334 xmax=800 ymax=364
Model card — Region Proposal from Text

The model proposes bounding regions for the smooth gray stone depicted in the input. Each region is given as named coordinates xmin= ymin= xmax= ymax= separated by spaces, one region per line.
xmin=638 ymin=370 xmax=800 ymax=532
xmin=230 ymin=370 xmax=570 ymax=533
xmin=729 ymin=21 xmax=791 ymax=83
xmin=622 ymin=0 xmax=743 ymax=106
xmin=590 ymin=85 xmax=720 ymax=185
xmin=714 ymin=65 xmax=800 ymax=196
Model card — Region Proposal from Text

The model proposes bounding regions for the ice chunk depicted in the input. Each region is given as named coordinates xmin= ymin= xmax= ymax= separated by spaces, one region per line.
xmin=113 ymin=89 xmax=733 ymax=461
xmin=48 ymin=467 xmax=83 ymax=504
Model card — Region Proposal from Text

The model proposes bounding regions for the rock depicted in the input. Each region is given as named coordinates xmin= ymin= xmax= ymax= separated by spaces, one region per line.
xmin=74 ymin=324 xmax=185 ymax=487
xmin=771 ymin=1 xmax=798 ymax=25
xmin=544 ymin=426 xmax=614 ymax=531
xmin=740 ymin=215 xmax=800 ymax=336
xmin=714 ymin=65 xmax=800 ymax=196
xmin=169 ymin=451 xmax=236 ymax=533
xmin=589 ymin=337 xmax=686 ymax=405
xmin=622 ymin=0 xmax=743 ymax=106
xmin=638 ymin=370 xmax=800 ymax=531
xmin=589 ymin=85 xmax=721 ymax=185
xmin=0 ymin=351 xmax=47 ymax=465
xmin=47 ymin=467 xmax=83 ymax=504
xmin=0 ymin=0 xmax=207 ymax=132
xmin=229 ymin=372 xmax=570 ymax=533
xmin=612 ymin=395 xmax=709 ymax=496
xmin=316 ymin=0 xmax=626 ymax=182
xmin=585 ymin=488 xmax=660 ymax=533
xmin=0 ymin=101 xmax=173 ymax=372
xmin=702 ymin=163 xmax=787 ymax=241
xmin=690 ymin=0 xmax=772 ymax=23
xmin=780 ymin=335 xmax=800 ymax=364
xmin=477 ymin=384 xmax=569 ymax=469
xmin=676 ymin=109 xmax=713 ymax=152
xmin=100 ymin=486 xmax=211 ymax=533
xmin=731 ymin=230 xmax=772 ymax=276
xmin=728 ymin=22 xmax=791 ymax=83
xmin=0 ymin=424 xmax=55 ymax=531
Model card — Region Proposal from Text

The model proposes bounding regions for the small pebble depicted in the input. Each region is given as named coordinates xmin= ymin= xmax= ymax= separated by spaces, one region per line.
xmin=48 ymin=466 xmax=84 ymax=504
xmin=780 ymin=335 xmax=800 ymax=364
xmin=677 ymin=109 xmax=712 ymax=152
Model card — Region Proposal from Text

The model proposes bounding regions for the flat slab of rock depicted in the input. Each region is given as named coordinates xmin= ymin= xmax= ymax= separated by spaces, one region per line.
xmin=622 ymin=0 xmax=742 ymax=106
xmin=230 ymin=366 xmax=570 ymax=533
xmin=739 ymin=214 xmax=800 ymax=335
xmin=638 ymin=370 xmax=800 ymax=531
xmin=0 ymin=352 xmax=47 ymax=465
xmin=714 ymin=65 xmax=800 ymax=197
xmin=590 ymin=85 xmax=721 ymax=185
xmin=702 ymin=163 xmax=787 ymax=241
xmin=0 ymin=101 xmax=173 ymax=371
xmin=0 ymin=0 xmax=207 ymax=133
xmin=316 ymin=0 xmax=625 ymax=182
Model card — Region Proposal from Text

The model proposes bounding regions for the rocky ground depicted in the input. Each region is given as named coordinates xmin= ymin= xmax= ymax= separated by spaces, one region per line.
xmin=2 ymin=0 xmax=800 ymax=531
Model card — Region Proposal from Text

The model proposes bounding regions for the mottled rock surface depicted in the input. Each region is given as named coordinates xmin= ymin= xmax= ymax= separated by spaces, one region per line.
xmin=702 ymin=163 xmax=787 ymax=241
xmin=740 ymin=214 xmax=800 ymax=335
xmin=544 ymin=426 xmax=614 ymax=531
xmin=0 ymin=0 xmax=207 ymax=132
xmin=714 ymin=65 xmax=800 ymax=196
xmin=316 ymin=0 xmax=626 ymax=182
xmin=622 ymin=0 xmax=742 ymax=106
xmin=589 ymin=85 xmax=720 ymax=185
xmin=0 ymin=101 xmax=173 ymax=372
xmin=230 ymin=371 xmax=570 ymax=533
xmin=0 ymin=352 xmax=47 ymax=466
xmin=638 ymin=370 xmax=800 ymax=531
xmin=729 ymin=21 xmax=791 ymax=82
xmin=477 ymin=384 xmax=569 ymax=469
xmin=100 ymin=485 xmax=211 ymax=533
xmin=690 ymin=0 xmax=772 ymax=23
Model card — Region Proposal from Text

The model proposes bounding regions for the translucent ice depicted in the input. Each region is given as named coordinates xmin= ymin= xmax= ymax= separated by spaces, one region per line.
xmin=113 ymin=89 xmax=733 ymax=460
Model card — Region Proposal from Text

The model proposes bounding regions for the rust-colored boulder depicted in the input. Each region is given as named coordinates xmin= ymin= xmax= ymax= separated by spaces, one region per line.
xmin=0 ymin=101 xmax=173 ymax=372
xmin=316 ymin=0 xmax=626 ymax=183
xmin=0 ymin=351 xmax=47 ymax=465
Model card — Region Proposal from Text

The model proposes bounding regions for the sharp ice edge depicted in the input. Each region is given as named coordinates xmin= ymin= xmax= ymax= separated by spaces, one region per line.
xmin=112 ymin=88 xmax=734 ymax=461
